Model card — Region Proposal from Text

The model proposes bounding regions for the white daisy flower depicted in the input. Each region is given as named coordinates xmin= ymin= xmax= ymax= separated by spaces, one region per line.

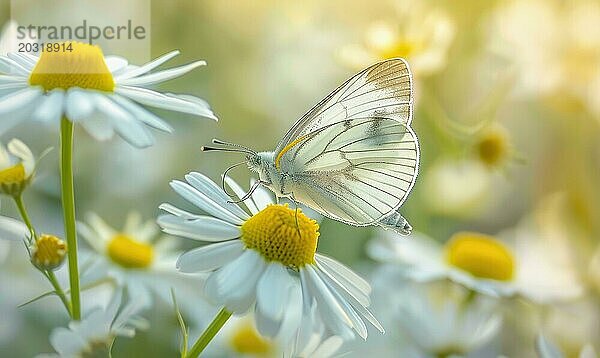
xmin=338 ymin=0 xmax=454 ymax=77
xmin=368 ymin=227 xmax=583 ymax=303
xmin=536 ymin=334 xmax=598 ymax=358
xmin=38 ymin=289 xmax=148 ymax=358
xmin=0 ymin=138 xmax=36 ymax=197
xmin=77 ymin=211 xmax=186 ymax=308
xmin=158 ymin=172 xmax=383 ymax=344
xmin=367 ymin=277 xmax=502 ymax=358
xmin=0 ymin=41 xmax=216 ymax=147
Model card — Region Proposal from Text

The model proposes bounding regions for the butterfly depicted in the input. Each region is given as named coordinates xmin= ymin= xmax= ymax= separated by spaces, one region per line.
xmin=203 ymin=58 xmax=419 ymax=235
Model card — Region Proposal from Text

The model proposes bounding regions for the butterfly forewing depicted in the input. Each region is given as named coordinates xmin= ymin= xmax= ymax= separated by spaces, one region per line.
xmin=278 ymin=117 xmax=419 ymax=226
xmin=275 ymin=58 xmax=413 ymax=154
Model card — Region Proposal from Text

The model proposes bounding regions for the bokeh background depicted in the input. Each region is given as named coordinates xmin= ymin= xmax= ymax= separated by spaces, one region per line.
xmin=1 ymin=0 xmax=599 ymax=356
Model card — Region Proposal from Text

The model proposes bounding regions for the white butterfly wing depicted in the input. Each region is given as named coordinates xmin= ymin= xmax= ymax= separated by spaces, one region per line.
xmin=277 ymin=117 xmax=419 ymax=226
xmin=275 ymin=58 xmax=413 ymax=154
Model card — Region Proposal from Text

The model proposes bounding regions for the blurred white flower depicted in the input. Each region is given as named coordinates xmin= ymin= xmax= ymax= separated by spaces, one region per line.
xmin=38 ymin=289 xmax=148 ymax=358
xmin=0 ymin=42 xmax=216 ymax=147
xmin=158 ymin=173 xmax=383 ymax=344
xmin=77 ymin=211 xmax=185 ymax=308
xmin=369 ymin=226 xmax=583 ymax=303
xmin=365 ymin=276 xmax=502 ymax=358
xmin=338 ymin=0 xmax=454 ymax=77
xmin=422 ymin=159 xmax=492 ymax=218
xmin=488 ymin=0 xmax=600 ymax=116
xmin=536 ymin=334 xmax=597 ymax=358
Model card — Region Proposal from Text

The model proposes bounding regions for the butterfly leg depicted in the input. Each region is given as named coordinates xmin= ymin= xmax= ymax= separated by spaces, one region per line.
xmin=289 ymin=194 xmax=302 ymax=239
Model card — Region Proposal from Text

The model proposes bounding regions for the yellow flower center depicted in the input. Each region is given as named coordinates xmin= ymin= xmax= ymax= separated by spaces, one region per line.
xmin=230 ymin=321 xmax=273 ymax=355
xmin=445 ymin=232 xmax=515 ymax=281
xmin=476 ymin=128 xmax=509 ymax=167
xmin=240 ymin=204 xmax=319 ymax=268
xmin=107 ymin=234 xmax=154 ymax=269
xmin=29 ymin=42 xmax=114 ymax=92
xmin=32 ymin=234 xmax=67 ymax=270
xmin=0 ymin=163 xmax=26 ymax=185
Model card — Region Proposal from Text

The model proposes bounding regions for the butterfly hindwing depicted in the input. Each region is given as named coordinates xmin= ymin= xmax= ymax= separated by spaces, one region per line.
xmin=278 ymin=117 xmax=419 ymax=226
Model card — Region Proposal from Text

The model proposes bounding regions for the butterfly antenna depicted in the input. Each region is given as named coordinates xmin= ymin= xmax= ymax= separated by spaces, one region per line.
xmin=220 ymin=161 xmax=248 ymax=198
xmin=211 ymin=139 xmax=257 ymax=155
xmin=227 ymin=180 xmax=262 ymax=204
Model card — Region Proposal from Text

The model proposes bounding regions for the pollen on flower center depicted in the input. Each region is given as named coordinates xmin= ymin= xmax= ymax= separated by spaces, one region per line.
xmin=107 ymin=234 xmax=154 ymax=269
xmin=240 ymin=204 xmax=319 ymax=267
xmin=29 ymin=42 xmax=115 ymax=92
xmin=445 ymin=232 xmax=515 ymax=281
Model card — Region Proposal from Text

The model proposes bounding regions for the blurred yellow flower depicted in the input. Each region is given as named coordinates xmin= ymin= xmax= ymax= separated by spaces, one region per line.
xmin=31 ymin=234 xmax=67 ymax=271
xmin=338 ymin=0 xmax=454 ymax=77
xmin=474 ymin=125 xmax=512 ymax=168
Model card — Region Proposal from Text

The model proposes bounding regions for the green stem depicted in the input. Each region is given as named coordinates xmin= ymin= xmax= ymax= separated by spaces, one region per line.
xmin=60 ymin=118 xmax=81 ymax=320
xmin=14 ymin=194 xmax=35 ymax=243
xmin=45 ymin=270 xmax=72 ymax=316
xmin=186 ymin=308 xmax=232 ymax=358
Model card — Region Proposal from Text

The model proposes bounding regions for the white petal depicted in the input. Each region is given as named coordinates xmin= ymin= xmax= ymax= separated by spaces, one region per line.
xmin=85 ymin=212 xmax=116 ymax=241
xmin=0 ymin=56 xmax=30 ymax=76
xmin=31 ymin=90 xmax=64 ymax=123
xmin=204 ymin=250 xmax=265 ymax=313
xmin=315 ymin=254 xmax=371 ymax=294
xmin=7 ymin=53 xmax=35 ymax=70
xmin=118 ymin=60 xmax=206 ymax=86
xmin=105 ymin=56 xmax=129 ymax=74
xmin=115 ymin=85 xmax=215 ymax=118
xmin=79 ymin=112 xmax=115 ymax=141
xmin=185 ymin=172 xmax=250 ymax=220
xmin=49 ymin=328 xmax=88 ymax=355
xmin=94 ymin=94 xmax=154 ymax=148
xmin=158 ymin=203 xmax=202 ymax=219
xmin=169 ymin=180 xmax=245 ymax=225
xmin=250 ymin=178 xmax=275 ymax=210
xmin=536 ymin=334 xmax=564 ymax=358
xmin=275 ymin=278 xmax=303 ymax=345
xmin=316 ymin=260 xmax=371 ymax=307
xmin=169 ymin=93 xmax=217 ymax=120
xmin=110 ymin=94 xmax=173 ymax=132
xmin=225 ymin=176 xmax=259 ymax=214
xmin=312 ymin=336 xmax=344 ymax=358
xmin=315 ymin=268 xmax=367 ymax=339
xmin=65 ymin=89 xmax=95 ymax=121
xmin=114 ymin=50 xmax=180 ymax=81
xmin=176 ymin=240 xmax=244 ymax=273
xmin=157 ymin=214 xmax=241 ymax=242
xmin=255 ymin=263 xmax=294 ymax=335
xmin=11 ymin=145 xmax=33 ymax=176
xmin=0 ymin=215 xmax=29 ymax=241
xmin=0 ymin=87 xmax=42 ymax=115
xmin=301 ymin=266 xmax=354 ymax=340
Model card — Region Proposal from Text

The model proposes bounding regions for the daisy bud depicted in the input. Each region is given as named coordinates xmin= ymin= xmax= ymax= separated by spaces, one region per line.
xmin=0 ymin=139 xmax=36 ymax=197
xmin=31 ymin=234 xmax=67 ymax=271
